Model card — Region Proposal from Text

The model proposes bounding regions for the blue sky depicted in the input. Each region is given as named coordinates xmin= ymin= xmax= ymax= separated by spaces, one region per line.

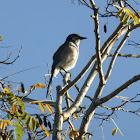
xmin=0 ymin=0 xmax=140 ymax=140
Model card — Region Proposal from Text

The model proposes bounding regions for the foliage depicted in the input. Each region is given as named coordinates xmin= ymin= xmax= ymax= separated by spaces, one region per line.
xmin=0 ymin=81 xmax=52 ymax=139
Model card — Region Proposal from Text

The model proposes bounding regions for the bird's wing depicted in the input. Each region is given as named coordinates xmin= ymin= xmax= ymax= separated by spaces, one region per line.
xmin=53 ymin=43 xmax=66 ymax=61
xmin=52 ymin=43 xmax=66 ymax=67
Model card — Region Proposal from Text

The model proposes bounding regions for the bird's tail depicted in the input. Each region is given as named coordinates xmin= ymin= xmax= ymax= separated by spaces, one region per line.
xmin=46 ymin=72 xmax=54 ymax=98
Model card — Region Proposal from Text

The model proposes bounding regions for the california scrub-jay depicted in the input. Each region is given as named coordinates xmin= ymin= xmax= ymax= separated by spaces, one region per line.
xmin=47 ymin=34 xmax=86 ymax=97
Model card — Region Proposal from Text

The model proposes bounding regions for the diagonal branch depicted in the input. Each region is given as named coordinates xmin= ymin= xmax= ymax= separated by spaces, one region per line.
xmin=105 ymin=27 xmax=131 ymax=80
xmin=108 ymin=53 xmax=140 ymax=58
xmin=97 ymin=74 xmax=140 ymax=105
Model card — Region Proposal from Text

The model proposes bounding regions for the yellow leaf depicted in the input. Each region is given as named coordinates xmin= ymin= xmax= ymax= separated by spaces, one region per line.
xmin=4 ymin=88 xmax=10 ymax=92
xmin=12 ymin=104 xmax=17 ymax=113
xmin=125 ymin=9 xmax=135 ymax=18
xmin=0 ymin=120 xmax=6 ymax=130
xmin=8 ymin=83 xmax=12 ymax=88
xmin=0 ymin=36 xmax=2 ymax=41
xmin=30 ymin=85 xmax=36 ymax=93
xmin=39 ymin=103 xmax=45 ymax=113
xmin=116 ymin=8 xmax=123 ymax=18
xmin=112 ymin=128 xmax=118 ymax=136
xmin=88 ymin=134 xmax=91 ymax=139
xmin=122 ymin=99 xmax=126 ymax=102
xmin=70 ymin=130 xmax=79 ymax=138
xmin=40 ymin=124 xmax=44 ymax=131
xmin=35 ymin=83 xmax=45 ymax=88
xmin=18 ymin=89 xmax=22 ymax=92
xmin=134 ymin=16 xmax=140 ymax=24
xmin=45 ymin=104 xmax=53 ymax=114
xmin=7 ymin=120 xmax=15 ymax=126
xmin=45 ymin=129 xmax=50 ymax=138
xmin=4 ymin=120 xmax=9 ymax=127
xmin=74 ymin=113 xmax=79 ymax=120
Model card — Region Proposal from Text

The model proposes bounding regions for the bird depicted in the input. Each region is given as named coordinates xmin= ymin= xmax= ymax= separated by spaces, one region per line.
xmin=47 ymin=34 xmax=86 ymax=98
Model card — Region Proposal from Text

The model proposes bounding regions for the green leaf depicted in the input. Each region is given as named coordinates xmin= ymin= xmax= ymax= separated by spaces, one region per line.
xmin=17 ymin=134 xmax=22 ymax=140
xmin=20 ymin=112 xmax=27 ymax=120
xmin=17 ymin=97 xmax=25 ymax=110
xmin=120 ymin=12 xmax=127 ymax=22
xmin=35 ymin=121 xmax=39 ymax=129
xmin=9 ymin=130 xmax=14 ymax=136
xmin=16 ymin=122 xmax=23 ymax=136
xmin=15 ymin=109 xmax=20 ymax=117
xmin=30 ymin=117 xmax=36 ymax=131
xmin=25 ymin=116 xmax=31 ymax=126
xmin=7 ymin=113 xmax=12 ymax=119
xmin=134 ymin=16 xmax=140 ymax=24
xmin=123 ymin=15 xmax=131 ymax=24
xmin=83 ymin=136 xmax=87 ymax=140
xmin=131 ymin=20 xmax=136 ymax=28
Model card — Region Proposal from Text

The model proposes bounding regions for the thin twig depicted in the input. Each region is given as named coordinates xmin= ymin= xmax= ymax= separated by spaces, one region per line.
xmin=108 ymin=53 xmax=140 ymax=58
xmin=0 ymin=46 xmax=23 ymax=65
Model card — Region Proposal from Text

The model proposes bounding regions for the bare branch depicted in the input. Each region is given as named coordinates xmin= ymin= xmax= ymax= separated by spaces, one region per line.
xmin=127 ymin=40 xmax=140 ymax=46
xmin=92 ymin=7 xmax=105 ymax=84
xmin=52 ymin=86 xmax=63 ymax=140
xmin=20 ymin=96 xmax=55 ymax=107
xmin=108 ymin=53 xmax=140 ymax=58
xmin=0 ymin=46 xmax=23 ymax=65
xmin=1 ymin=65 xmax=40 ymax=80
xmin=97 ymin=74 xmax=140 ymax=105
xmin=105 ymin=28 xmax=131 ymax=80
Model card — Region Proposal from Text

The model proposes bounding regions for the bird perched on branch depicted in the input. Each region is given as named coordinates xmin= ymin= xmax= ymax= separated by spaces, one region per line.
xmin=47 ymin=34 xmax=86 ymax=98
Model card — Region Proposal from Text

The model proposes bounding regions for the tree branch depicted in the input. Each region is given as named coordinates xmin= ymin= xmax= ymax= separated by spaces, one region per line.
xmin=97 ymin=74 xmax=140 ymax=105
xmin=52 ymin=86 xmax=63 ymax=140
xmin=93 ymin=7 xmax=105 ymax=84
xmin=63 ymin=20 xmax=132 ymax=122
xmin=105 ymin=28 xmax=131 ymax=80
xmin=0 ymin=46 xmax=23 ymax=65
xmin=108 ymin=53 xmax=140 ymax=58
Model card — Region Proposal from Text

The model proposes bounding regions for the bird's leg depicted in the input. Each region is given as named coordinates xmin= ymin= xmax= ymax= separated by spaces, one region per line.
xmin=60 ymin=67 xmax=79 ymax=92
xmin=60 ymin=67 xmax=71 ymax=77
xmin=60 ymin=67 xmax=67 ymax=73
xmin=60 ymin=71 xmax=65 ymax=79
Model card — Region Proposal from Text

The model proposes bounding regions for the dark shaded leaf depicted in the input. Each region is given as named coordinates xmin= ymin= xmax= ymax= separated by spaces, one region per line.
xmin=104 ymin=24 xmax=107 ymax=33
xmin=48 ymin=121 xmax=51 ymax=130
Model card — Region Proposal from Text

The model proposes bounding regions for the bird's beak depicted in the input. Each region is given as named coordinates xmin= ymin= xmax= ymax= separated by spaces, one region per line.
xmin=79 ymin=36 xmax=87 ymax=40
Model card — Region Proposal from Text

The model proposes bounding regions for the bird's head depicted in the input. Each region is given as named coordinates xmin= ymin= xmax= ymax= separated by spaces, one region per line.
xmin=66 ymin=34 xmax=87 ymax=46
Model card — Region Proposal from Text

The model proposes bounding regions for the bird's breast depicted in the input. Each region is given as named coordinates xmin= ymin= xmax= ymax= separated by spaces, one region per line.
xmin=57 ymin=44 xmax=79 ymax=71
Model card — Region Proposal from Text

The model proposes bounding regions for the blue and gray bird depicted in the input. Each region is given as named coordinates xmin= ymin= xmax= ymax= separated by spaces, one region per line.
xmin=47 ymin=34 xmax=86 ymax=97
